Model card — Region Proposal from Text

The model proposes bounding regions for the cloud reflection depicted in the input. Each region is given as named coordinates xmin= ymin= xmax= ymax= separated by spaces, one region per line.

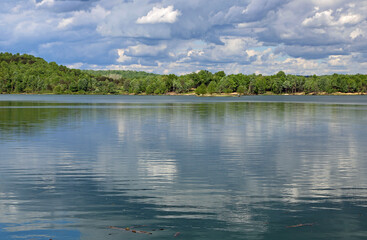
xmin=0 ymin=98 xmax=367 ymax=239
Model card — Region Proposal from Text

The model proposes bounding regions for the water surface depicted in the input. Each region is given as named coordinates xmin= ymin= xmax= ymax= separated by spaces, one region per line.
xmin=1 ymin=95 xmax=367 ymax=240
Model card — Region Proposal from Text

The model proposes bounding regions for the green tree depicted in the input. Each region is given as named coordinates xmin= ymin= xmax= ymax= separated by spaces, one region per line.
xmin=236 ymin=85 xmax=246 ymax=95
xmin=173 ymin=78 xmax=184 ymax=93
xmin=282 ymin=80 xmax=292 ymax=93
xmin=271 ymin=78 xmax=283 ymax=94
xmin=53 ymin=84 xmax=63 ymax=94
xmin=195 ymin=83 xmax=207 ymax=95
xmin=197 ymin=70 xmax=213 ymax=86
xmin=304 ymin=78 xmax=319 ymax=94
xmin=217 ymin=76 xmax=236 ymax=93
xmin=77 ymin=78 xmax=89 ymax=92
xmin=214 ymin=71 xmax=226 ymax=81
xmin=207 ymin=81 xmax=217 ymax=95
xmin=69 ymin=82 xmax=78 ymax=92
xmin=254 ymin=76 xmax=267 ymax=94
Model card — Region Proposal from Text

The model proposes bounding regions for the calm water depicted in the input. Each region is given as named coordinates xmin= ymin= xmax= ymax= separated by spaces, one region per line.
xmin=1 ymin=95 xmax=367 ymax=240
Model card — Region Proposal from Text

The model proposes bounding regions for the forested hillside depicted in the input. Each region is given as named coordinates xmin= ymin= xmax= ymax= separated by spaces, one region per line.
xmin=83 ymin=70 xmax=157 ymax=80
xmin=0 ymin=53 xmax=120 ymax=94
xmin=1 ymin=52 xmax=366 ymax=95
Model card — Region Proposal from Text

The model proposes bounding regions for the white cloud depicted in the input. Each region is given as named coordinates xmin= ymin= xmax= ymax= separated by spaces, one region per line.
xmin=116 ymin=43 xmax=168 ymax=64
xmin=311 ymin=0 xmax=345 ymax=8
xmin=338 ymin=13 xmax=362 ymax=25
xmin=182 ymin=37 xmax=261 ymax=64
xmin=136 ymin=6 xmax=181 ymax=24
xmin=283 ymin=57 xmax=319 ymax=70
xmin=58 ymin=18 xmax=73 ymax=29
xmin=128 ymin=44 xmax=167 ymax=57
xmin=328 ymin=55 xmax=349 ymax=67
xmin=246 ymin=49 xmax=257 ymax=57
xmin=1 ymin=0 xmax=367 ymax=75
xmin=303 ymin=10 xmax=363 ymax=27
xmin=58 ymin=5 xmax=110 ymax=29
xmin=350 ymin=28 xmax=363 ymax=39
xmin=67 ymin=62 xmax=84 ymax=69
xmin=35 ymin=0 xmax=54 ymax=8
xmin=302 ymin=10 xmax=335 ymax=27
xmin=117 ymin=49 xmax=132 ymax=63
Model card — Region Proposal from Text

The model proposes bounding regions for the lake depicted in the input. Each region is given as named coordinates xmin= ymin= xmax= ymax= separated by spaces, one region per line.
xmin=0 ymin=95 xmax=367 ymax=240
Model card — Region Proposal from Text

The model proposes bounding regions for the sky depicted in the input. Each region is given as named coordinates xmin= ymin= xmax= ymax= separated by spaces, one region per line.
xmin=0 ymin=0 xmax=366 ymax=75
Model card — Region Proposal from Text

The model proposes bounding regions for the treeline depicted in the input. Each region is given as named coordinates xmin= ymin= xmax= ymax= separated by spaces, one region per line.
xmin=83 ymin=70 xmax=157 ymax=80
xmin=0 ymin=53 xmax=122 ymax=94
xmin=1 ymin=52 xmax=367 ymax=95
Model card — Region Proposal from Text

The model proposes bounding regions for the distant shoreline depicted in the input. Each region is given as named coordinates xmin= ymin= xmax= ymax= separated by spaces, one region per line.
xmin=1 ymin=91 xmax=365 ymax=97
xmin=2 ymin=53 xmax=367 ymax=96
xmin=164 ymin=91 xmax=366 ymax=97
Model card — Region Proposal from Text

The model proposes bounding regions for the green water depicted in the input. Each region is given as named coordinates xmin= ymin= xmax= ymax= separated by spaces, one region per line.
xmin=0 ymin=95 xmax=367 ymax=240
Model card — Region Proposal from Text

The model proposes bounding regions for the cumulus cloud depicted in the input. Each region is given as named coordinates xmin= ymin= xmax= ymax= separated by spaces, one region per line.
xmin=182 ymin=37 xmax=260 ymax=64
xmin=302 ymin=10 xmax=335 ymax=27
xmin=242 ymin=0 xmax=289 ymax=21
xmin=116 ymin=43 xmax=168 ymax=64
xmin=117 ymin=49 xmax=132 ymax=63
xmin=328 ymin=55 xmax=349 ymax=67
xmin=136 ymin=5 xmax=181 ymax=24
xmin=58 ymin=5 xmax=110 ymax=29
xmin=35 ymin=0 xmax=54 ymax=8
xmin=128 ymin=44 xmax=167 ymax=57
xmin=58 ymin=17 xmax=73 ymax=29
xmin=302 ymin=10 xmax=363 ymax=27
xmin=350 ymin=28 xmax=364 ymax=40
xmin=0 ymin=0 xmax=366 ymax=75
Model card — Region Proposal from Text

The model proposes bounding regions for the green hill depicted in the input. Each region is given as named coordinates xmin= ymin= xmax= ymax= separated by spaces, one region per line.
xmin=0 ymin=52 xmax=119 ymax=94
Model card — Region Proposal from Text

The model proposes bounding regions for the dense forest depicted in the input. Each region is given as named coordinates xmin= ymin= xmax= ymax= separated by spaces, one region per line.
xmin=1 ymin=52 xmax=367 ymax=95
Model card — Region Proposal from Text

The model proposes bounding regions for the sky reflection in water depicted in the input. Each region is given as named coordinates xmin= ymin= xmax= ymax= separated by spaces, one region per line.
xmin=0 ymin=95 xmax=367 ymax=240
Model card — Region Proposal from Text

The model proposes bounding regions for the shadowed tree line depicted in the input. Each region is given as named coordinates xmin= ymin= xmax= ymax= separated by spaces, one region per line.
xmin=1 ymin=52 xmax=367 ymax=95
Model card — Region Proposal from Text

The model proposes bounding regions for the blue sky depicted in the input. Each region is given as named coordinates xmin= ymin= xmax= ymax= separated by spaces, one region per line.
xmin=1 ymin=0 xmax=366 ymax=75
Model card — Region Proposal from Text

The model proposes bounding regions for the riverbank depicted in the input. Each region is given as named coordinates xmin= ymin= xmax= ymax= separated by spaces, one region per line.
xmin=148 ymin=91 xmax=366 ymax=96
xmin=1 ymin=91 xmax=366 ymax=97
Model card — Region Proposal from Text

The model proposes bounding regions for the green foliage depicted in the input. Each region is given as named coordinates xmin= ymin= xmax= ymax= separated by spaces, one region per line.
xmin=271 ymin=78 xmax=283 ymax=94
xmin=195 ymin=83 xmax=207 ymax=95
xmin=83 ymin=70 xmax=157 ymax=80
xmin=197 ymin=70 xmax=213 ymax=86
xmin=1 ymin=52 xmax=366 ymax=96
xmin=214 ymin=71 xmax=226 ymax=81
xmin=0 ymin=52 xmax=116 ymax=95
xmin=236 ymin=85 xmax=246 ymax=95
xmin=217 ymin=76 xmax=236 ymax=93
xmin=53 ymin=84 xmax=63 ymax=94
xmin=276 ymin=71 xmax=286 ymax=79
xmin=207 ymin=81 xmax=217 ymax=95
xmin=254 ymin=76 xmax=268 ymax=94
xmin=172 ymin=78 xmax=183 ymax=93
